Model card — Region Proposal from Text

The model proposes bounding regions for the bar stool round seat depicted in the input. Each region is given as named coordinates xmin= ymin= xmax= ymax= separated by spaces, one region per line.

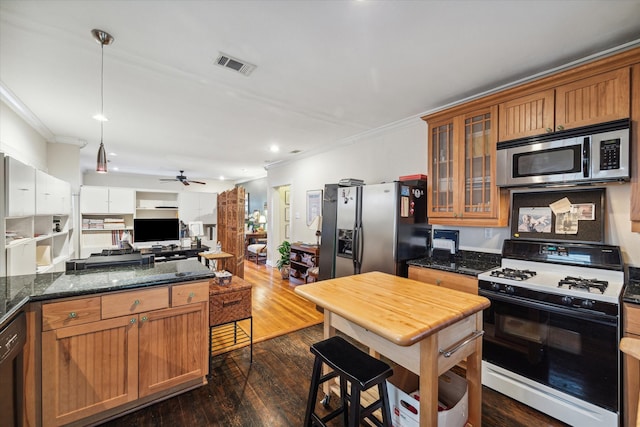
xmin=304 ymin=335 xmax=393 ymax=427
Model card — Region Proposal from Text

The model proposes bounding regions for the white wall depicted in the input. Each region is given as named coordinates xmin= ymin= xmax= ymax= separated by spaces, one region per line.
xmin=0 ymin=100 xmax=48 ymax=170
xmin=266 ymin=118 xmax=428 ymax=263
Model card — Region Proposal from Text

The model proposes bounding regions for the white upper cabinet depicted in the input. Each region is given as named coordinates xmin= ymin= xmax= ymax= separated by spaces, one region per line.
xmin=81 ymin=186 xmax=135 ymax=214
xmin=179 ymin=192 xmax=217 ymax=224
xmin=5 ymin=156 xmax=36 ymax=217
xmin=36 ymin=170 xmax=71 ymax=215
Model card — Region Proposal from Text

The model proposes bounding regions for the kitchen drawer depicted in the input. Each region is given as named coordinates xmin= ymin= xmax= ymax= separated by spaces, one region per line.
xmin=210 ymin=288 xmax=251 ymax=326
xmin=408 ymin=266 xmax=478 ymax=294
xmin=102 ymin=287 xmax=169 ymax=319
xmin=42 ymin=296 xmax=102 ymax=331
xmin=171 ymin=281 xmax=209 ymax=307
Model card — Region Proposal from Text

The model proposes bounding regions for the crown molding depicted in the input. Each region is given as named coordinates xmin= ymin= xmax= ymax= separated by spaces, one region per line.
xmin=0 ymin=80 xmax=55 ymax=142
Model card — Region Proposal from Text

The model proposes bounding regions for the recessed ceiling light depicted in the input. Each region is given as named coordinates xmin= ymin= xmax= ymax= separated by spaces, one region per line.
xmin=270 ymin=145 xmax=279 ymax=153
xmin=93 ymin=113 xmax=108 ymax=122
xmin=108 ymin=152 xmax=117 ymax=156
xmin=112 ymin=166 xmax=119 ymax=171
xmin=219 ymin=175 xmax=225 ymax=180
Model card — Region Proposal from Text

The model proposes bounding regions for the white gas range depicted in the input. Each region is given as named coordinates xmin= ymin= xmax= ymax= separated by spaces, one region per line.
xmin=477 ymin=239 xmax=625 ymax=427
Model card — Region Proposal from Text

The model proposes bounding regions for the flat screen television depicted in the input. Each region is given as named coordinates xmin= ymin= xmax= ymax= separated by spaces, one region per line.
xmin=133 ymin=218 xmax=180 ymax=244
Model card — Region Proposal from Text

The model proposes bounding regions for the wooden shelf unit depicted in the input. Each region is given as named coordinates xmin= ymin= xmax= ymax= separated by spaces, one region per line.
xmin=289 ymin=243 xmax=319 ymax=284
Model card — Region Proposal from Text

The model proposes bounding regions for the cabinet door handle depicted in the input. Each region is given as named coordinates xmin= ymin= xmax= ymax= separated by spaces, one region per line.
xmin=557 ymin=125 xmax=565 ymax=131
xmin=141 ymin=316 xmax=148 ymax=322
xmin=68 ymin=312 xmax=77 ymax=319
xmin=130 ymin=318 xmax=137 ymax=324
xmin=546 ymin=128 xmax=553 ymax=133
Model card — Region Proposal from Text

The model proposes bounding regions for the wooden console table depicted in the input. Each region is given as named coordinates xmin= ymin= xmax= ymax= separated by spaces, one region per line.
xmin=198 ymin=250 xmax=234 ymax=271
xmin=295 ymin=271 xmax=490 ymax=426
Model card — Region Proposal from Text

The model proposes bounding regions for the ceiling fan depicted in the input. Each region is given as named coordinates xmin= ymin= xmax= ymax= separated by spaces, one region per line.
xmin=160 ymin=170 xmax=206 ymax=186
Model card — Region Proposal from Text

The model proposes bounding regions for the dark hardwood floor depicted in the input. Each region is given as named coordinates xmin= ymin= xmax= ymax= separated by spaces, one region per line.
xmin=98 ymin=263 xmax=568 ymax=427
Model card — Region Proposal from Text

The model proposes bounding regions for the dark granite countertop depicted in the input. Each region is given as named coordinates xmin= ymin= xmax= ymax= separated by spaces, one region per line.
xmin=0 ymin=259 xmax=215 ymax=327
xmin=407 ymin=250 xmax=501 ymax=277
xmin=622 ymin=266 xmax=640 ymax=304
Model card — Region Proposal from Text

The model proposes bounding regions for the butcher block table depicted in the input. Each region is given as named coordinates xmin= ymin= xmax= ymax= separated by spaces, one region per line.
xmin=295 ymin=271 xmax=490 ymax=427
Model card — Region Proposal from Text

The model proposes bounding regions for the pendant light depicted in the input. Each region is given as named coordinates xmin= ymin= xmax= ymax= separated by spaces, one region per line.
xmin=92 ymin=29 xmax=114 ymax=173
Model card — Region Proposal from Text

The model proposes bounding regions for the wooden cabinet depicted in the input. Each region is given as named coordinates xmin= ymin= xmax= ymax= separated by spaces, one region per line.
xmin=624 ymin=302 xmax=640 ymax=427
xmin=424 ymin=105 xmax=508 ymax=227
xmin=631 ymin=63 xmax=640 ymax=231
xmin=499 ymin=68 xmax=630 ymax=141
xmin=408 ymin=265 xmax=478 ymax=295
xmin=40 ymin=282 xmax=209 ymax=427
xmin=289 ymin=243 xmax=319 ymax=284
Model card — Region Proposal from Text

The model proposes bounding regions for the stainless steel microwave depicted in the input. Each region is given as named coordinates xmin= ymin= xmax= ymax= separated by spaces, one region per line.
xmin=496 ymin=119 xmax=631 ymax=187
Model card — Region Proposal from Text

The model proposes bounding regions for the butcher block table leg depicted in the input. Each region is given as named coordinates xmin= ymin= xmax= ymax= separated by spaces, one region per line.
xmin=420 ymin=334 xmax=439 ymax=426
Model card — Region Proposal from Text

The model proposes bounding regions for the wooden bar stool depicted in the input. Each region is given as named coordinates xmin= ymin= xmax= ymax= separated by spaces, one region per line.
xmin=304 ymin=335 xmax=393 ymax=427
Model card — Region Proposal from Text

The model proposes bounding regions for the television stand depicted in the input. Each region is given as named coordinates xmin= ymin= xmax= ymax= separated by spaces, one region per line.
xmin=138 ymin=245 xmax=208 ymax=261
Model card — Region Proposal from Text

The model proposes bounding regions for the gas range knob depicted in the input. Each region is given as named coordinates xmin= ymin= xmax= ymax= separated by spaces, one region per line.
xmin=491 ymin=282 xmax=501 ymax=291
xmin=581 ymin=300 xmax=594 ymax=309
xmin=561 ymin=296 xmax=573 ymax=306
xmin=505 ymin=285 xmax=515 ymax=295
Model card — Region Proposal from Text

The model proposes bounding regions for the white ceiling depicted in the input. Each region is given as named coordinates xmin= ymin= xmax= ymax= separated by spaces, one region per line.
xmin=1 ymin=1 xmax=639 ymax=183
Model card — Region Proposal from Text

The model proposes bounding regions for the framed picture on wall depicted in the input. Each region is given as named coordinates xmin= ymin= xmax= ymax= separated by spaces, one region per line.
xmin=306 ymin=190 xmax=322 ymax=226
xmin=284 ymin=190 xmax=290 ymax=205
xmin=285 ymin=223 xmax=290 ymax=239
xmin=284 ymin=206 xmax=290 ymax=221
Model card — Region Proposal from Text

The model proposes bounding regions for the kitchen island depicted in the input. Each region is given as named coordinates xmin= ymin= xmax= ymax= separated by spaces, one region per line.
xmin=2 ymin=259 xmax=215 ymax=427
xmin=295 ymin=271 xmax=490 ymax=427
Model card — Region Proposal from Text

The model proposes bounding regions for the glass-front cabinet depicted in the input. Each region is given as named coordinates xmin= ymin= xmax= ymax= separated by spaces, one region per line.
xmin=425 ymin=105 xmax=508 ymax=227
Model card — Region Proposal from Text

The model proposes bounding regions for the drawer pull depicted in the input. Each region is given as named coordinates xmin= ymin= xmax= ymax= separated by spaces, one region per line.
xmin=68 ymin=312 xmax=77 ymax=319
xmin=435 ymin=279 xmax=442 ymax=286
xmin=223 ymin=298 xmax=242 ymax=307
xmin=130 ymin=318 xmax=137 ymax=325
xmin=133 ymin=299 xmax=140 ymax=305
xmin=189 ymin=292 xmax=196 ymax=298
xmin=439 ymin=330 xmax=484 ymax=358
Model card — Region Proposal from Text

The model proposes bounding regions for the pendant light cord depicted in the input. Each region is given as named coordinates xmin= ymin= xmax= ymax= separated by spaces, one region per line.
xmin=100 ymin=40 xmax=104 ymax=142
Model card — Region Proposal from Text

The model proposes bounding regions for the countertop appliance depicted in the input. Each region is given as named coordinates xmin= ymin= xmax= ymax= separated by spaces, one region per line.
xmin=332 ymin=181 xmax=431 ymax=278
xmin=1 ymin=311 xmax=26 ymax=427
xmin=478 ymin=239 xmax=624 ymax=427
xmin=496 ymin=119 xmax=630 ymax=187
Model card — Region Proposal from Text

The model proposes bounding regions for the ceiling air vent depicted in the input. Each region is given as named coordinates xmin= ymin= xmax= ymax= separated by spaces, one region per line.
xmin=215 ymin=52 xmax=256 ymax=76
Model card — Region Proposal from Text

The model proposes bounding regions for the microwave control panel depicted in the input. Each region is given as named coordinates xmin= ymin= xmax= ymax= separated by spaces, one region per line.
xmin=599 ymin=138 xmax=621 ymax=170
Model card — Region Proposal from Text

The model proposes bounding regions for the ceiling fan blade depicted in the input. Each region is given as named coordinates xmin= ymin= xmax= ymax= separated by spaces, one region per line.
xmin=182 ymin=180 xmax=190 ymax=186
xmin=159 ymin=178 xmax=178 ymax=181
xmin=190 ymin=180 xmax=206 ymax=185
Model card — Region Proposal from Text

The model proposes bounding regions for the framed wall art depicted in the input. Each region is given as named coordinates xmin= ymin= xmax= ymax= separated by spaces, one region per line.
xmin=306 ymin=190 xmax=322 ymax=226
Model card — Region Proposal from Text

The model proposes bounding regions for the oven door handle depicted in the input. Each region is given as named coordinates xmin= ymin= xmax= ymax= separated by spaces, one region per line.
xmin=479 ymin=290 xmax=618 ymax=324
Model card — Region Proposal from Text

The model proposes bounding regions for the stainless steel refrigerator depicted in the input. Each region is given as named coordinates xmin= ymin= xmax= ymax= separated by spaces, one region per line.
xmin=333 ymin=181 xmax=430 ymax=278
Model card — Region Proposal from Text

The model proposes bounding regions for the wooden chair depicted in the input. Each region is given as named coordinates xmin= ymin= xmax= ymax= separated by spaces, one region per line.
xmin=621 ymin=336 xmax=640 ymax=427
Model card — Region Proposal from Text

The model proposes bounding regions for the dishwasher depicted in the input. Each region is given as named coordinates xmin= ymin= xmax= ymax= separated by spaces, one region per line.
xmin=0 ymin=312 xmax=27 ymax=427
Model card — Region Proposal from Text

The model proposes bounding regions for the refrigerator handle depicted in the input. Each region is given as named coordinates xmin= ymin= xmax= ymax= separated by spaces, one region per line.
xmin=355 ymin=224 xmax=363 ymax=274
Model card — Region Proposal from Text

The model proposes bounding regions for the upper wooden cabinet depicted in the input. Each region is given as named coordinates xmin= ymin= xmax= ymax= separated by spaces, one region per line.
xmin=425 ymin=105 xmax=508 ymax=227
xmin=499 ymin=68 xmax=630 ymax=141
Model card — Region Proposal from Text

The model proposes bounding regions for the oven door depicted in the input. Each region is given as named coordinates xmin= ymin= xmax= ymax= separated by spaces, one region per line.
xmin=480 ymin=291 xmax=619 ymax=411
xmin=496 ymin=136 xmax=588 ymax=187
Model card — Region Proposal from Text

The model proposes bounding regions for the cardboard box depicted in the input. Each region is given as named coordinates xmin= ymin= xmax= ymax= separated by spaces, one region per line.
xmin=386 ymin=366 xmax=468 ymax=427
